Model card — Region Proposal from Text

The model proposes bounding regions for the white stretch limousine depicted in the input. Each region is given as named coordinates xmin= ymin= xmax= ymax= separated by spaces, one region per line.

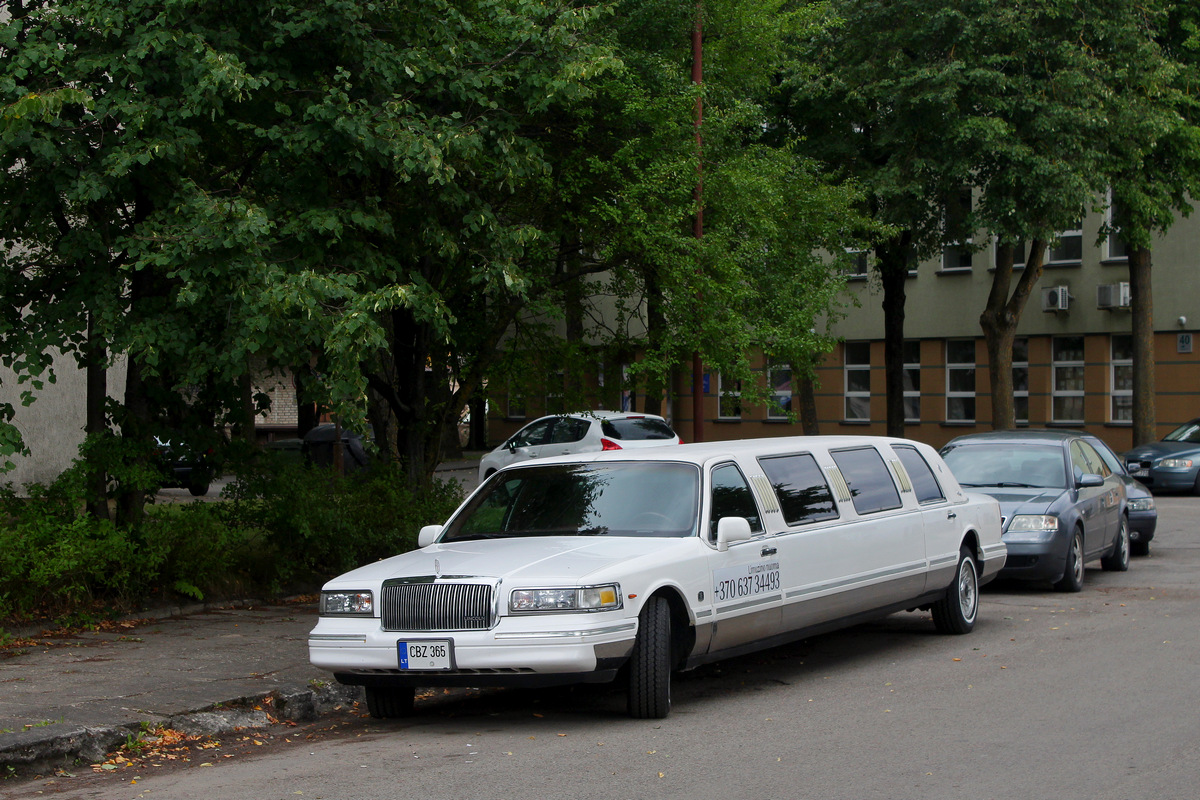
xmin=309 ymin=436 xmax=1006 ymax=719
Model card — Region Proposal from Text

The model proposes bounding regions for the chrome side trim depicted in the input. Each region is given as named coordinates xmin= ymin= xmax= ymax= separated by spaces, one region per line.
xmin=309 ymin=634 xmax=368 ymax=643
xmin=784 ymin=561 xmax=926 ymax=600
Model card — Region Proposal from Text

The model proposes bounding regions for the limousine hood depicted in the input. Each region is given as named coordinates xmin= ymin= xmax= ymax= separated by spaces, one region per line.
xmin=324 ymin=536 xmax=695 ymax=589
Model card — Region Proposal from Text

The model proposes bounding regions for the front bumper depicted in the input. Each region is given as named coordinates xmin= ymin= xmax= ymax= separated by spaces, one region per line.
xmin=1130 ymin=467 xmax=1198 ymax=492
xmin=996 ymin=534 xmax=1070 ymax=583
xmin=309 ymin=613 xmax=638 ymax=689
xmin=1127 ymin=510 xmax=1157 ymax=542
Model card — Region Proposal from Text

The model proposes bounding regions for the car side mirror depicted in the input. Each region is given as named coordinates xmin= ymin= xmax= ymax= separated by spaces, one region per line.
xmin=715 ymin=516 xmax=753 ymax=552
xmin=507 ymin=441 xmax=519 ymax=453
xmin=1078 ymin=473 xmax=1104 ymax=489
xmin=418 ymin=524 xmax=443 ymax=547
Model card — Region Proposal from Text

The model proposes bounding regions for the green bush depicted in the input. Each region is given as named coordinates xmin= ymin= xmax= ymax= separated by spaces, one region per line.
xmin=0 ymin=453 xmax=463 ymax=627
xmin=219 ymin=456 xmax=464 ymax=585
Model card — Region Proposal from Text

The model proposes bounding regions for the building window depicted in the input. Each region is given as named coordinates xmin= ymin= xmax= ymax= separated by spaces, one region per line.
xmin=1106 ymin=193 xmax=1131 ymax=261
xmin=844 ymin=342 xmax=871 ymax=422
xmin=946 ymin=339 xmax=976 ymax=422
xmin=1013 ymin=337 xmax=1029 ymax=424
xmin=1111 ymin=334 xmax=1133 ymax=422
xmin=1048 ymin=221 xmax=1083 ymax=265
xmin=903 ymin=341 xmax=921 ymax=423
xmin=507 ymin=387 xmax=526 ymax=419
xmin=845 ymin=249 xmax=869 ymax=280
xmin=942 ymin=188 xmax=973 ymax=270
xmin=994 ymin=239 xmax=1027 ymax=269
xmin=718 ymin=374 xmax=742 ymax=420
xmin=768 ymin=363 xmax=792 ymax=420
xmin=1052 ymin=336 xmax=1085 ymax=423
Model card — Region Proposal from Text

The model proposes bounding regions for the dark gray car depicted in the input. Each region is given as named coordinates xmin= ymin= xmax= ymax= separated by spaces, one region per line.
xmin=940 ymin=430 xmax=1129 ymax=591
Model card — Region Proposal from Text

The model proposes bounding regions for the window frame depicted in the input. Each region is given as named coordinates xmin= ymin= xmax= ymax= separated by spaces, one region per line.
xmin=1052 ymin=335 xmax=1086 ymax=424
xmin=945 ymin=339 xmax=977 ymax=423
xmin=843 ymin=341 xmax=872 ymax=422
xmin=1110 ymin=334 xmax=1133 ymax=423
xmin=767 ymin=363 xmax=792 ymax=421
xmin=1013 ymin=336 xmax=1029 ymax=425
xmin=903 ymin=340 xmax=921 ymax=423
xmin=717 ymin=374 xmax=742 ymax=420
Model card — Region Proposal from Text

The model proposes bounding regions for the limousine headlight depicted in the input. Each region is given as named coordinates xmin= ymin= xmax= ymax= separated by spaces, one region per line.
xmin=321 ymin=590 xmax=374 ymax=616
xmin=510 ymin=584 xmax=622 ymax=614
xmin=1004 ymin=515 xmax=1060 ymax=543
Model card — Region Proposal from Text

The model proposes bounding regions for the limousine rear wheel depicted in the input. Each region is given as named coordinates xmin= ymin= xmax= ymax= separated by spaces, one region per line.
xmin=627 ymin=596 xmax=672 ymax=719
xmin=932 ymin=547 xmax=978 ymax=635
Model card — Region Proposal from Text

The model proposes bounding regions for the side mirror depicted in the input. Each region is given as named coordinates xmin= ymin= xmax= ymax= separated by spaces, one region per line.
xmin=507 ymin=440 xmax=520 ymax=453
xmin=715 ymin=516 xmax=753 ymax=552
xmin=1078 ymin=473 xmax=1104 ymax=489
xmin=418 ymin=524 xmax=443 ymax=547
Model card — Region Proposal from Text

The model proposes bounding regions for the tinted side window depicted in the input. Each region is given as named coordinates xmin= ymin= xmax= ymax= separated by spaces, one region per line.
xmin=830 ymin=447 xmax=902 ymax=515
xmin=892 ymin=445 xmax=946 ymax=504
xmin=709 ymin=463 xmax=764 ymax=539
xmin=550 ymin=418 xmax=590 ymax=444
xmin=511 ymin=419 xmax=553 ymax=448
xmin=758 ymin=454 xmax=839 ymax=525
xmin=601 ymin=418 xmax=676 ymax=440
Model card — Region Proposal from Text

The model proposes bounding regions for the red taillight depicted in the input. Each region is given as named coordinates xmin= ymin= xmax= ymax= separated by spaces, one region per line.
xmin=601 ymin=438 xmax=622 ymax=451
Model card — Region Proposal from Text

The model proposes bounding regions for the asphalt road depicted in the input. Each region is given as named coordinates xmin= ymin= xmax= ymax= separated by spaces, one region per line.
xmin=10 ymin=497 xmax=1199 ymax=800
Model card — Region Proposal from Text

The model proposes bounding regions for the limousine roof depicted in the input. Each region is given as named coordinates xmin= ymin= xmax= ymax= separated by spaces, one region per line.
xmin=537 ymin=434 xmax=941 ymax=468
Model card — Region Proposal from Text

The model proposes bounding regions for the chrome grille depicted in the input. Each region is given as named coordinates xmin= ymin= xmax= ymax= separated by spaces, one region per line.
xmin=381 ymin=579 xmax=495 ymax=632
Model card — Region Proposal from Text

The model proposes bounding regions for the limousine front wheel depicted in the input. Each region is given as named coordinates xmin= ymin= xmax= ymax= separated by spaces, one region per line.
xmin=932 ymin=547 xmax=978 ymax=635
xmin=627 ymin=596 xmax=672 ymax=719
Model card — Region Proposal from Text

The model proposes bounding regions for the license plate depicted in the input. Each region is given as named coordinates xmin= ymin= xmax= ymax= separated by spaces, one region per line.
xmin=1132 ymin=468 xmax=1149 ymax=477
xmin=398 ymin=640 xmax=452 ymax=670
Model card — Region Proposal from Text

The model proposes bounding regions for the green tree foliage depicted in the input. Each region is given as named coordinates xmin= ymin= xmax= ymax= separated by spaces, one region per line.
xmin=1 ymin=0 xmax=863 ymax=505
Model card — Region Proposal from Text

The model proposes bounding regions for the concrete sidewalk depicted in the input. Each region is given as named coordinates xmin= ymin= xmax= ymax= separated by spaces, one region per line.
xmin=0 ymin=457 xmax=485 ymax=776
xmin=0 ymin=600 xmax=360 ymax=775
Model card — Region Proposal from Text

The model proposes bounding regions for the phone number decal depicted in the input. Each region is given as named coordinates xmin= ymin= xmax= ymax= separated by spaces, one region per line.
xmin=713 ymin=561 xmax=781 ymax=603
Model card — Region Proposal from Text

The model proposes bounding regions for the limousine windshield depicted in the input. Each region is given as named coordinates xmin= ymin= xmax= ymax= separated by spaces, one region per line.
xmin=442 ymin=462 xmax=701 ymax=541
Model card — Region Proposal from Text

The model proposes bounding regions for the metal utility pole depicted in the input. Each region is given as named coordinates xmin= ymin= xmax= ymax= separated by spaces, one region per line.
xmin=691 ymin=3 xmax=705 ymax=443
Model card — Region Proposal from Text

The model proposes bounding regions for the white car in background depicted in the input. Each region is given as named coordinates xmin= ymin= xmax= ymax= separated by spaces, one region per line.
xmin=311 ymin=435 xmax=1005 ymax=719
xmin=477 ymin=411 xmax=682 ymax=481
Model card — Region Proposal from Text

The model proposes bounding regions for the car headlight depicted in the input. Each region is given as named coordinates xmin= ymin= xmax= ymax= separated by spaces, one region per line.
xmin=321 ymin=590 xmax=374 ymax=616
xmin=1158 ymin=458 xmax=1194 ymax=469
xmin=1127 ymin=497 xmax=1156 ymax=512
xmin=510 ymin=584 xmax=622 ymax=614
xmin=1004 ymin=515 xmax=1060 ymax=543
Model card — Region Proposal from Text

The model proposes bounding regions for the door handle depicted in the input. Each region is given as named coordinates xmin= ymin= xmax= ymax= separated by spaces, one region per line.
xmin=947 ymin=512 xmax=957 ymax=520
xmin=761 ymin=546 xmax=777 ymax=557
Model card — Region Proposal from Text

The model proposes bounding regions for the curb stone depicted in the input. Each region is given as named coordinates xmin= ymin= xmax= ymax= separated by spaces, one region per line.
xmin=0 ymin=682 xmax=362 ymax=778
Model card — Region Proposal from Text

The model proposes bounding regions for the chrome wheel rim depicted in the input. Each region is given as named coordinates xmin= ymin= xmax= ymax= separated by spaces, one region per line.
xmin=1071 ymin=534 xmax=1084 ymax=584
xmin=958 ymin=558 xmax=978 ymax=621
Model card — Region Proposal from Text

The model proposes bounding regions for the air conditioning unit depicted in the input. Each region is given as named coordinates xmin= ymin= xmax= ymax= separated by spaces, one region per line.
xmin=1041 ymin=285 xmax=1071 ymax=312
xmin=1096 ymin=282 xmax=1131 ymax=309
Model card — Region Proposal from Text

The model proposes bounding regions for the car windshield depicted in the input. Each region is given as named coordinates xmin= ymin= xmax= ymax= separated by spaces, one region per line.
xmin=1163 ymin=420 xmax=1200 ymax=443
xmin=600 ymin=418 xmax=677 ymax=440
xmin=941 ymin=443 xmax=1067 ymax=489
xmin=442 ymin=462 xmax=700 ymax=541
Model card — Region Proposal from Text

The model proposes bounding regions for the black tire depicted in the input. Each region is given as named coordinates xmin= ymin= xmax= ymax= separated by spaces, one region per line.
xmin=627 ymin=596 xmax=672 ymax=719
xmin=1131 ymin=538 xmax=1151 ymax=557
xmin=1054 ymin=529 xmax=1085 ymax=592
xmin=188 ymin=482 xmax=210 ymax=497
xmin=364 ymin=686 xmax=415 ymax=719
xmin=932 ymin=547 xmax=979 ymax=635
xmin=1101 ymin=516 xmax=1130 ymax=572
xmin=1193 ymin=471 xmax=1200 ymax=496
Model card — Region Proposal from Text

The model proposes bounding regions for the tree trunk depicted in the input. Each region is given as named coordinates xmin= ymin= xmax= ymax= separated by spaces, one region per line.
xmin=980 ymin=239 xmax=1047 ymax=430
xmin=84 ymin=313 xmax=110 ymax=520
xmin=875 ymin=234 xmax=912 ymax=437
xmin=1129 ymin=247 xmax=1156 ymax=445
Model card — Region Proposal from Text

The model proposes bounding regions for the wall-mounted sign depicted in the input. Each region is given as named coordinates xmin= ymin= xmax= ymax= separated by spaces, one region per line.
xmin=1180 ymin=333 xmax=1193 ymax=354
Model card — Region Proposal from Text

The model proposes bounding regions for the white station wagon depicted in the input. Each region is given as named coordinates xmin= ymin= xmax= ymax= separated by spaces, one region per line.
xmin=309 ymin=436 xmax=1005 ymax=719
